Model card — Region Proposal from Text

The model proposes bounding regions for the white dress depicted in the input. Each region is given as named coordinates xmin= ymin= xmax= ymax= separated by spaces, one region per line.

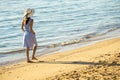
xmin=23 ymin=19 xmax=37 ymax=48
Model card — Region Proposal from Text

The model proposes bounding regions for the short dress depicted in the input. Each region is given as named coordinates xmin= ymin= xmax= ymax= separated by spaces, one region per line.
xmin=23 ymin=19 xmax=37 ymax=48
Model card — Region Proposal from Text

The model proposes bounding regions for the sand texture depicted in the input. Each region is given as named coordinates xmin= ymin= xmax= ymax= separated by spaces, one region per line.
xmin=0 ymin=38 xmax=120 ymax=80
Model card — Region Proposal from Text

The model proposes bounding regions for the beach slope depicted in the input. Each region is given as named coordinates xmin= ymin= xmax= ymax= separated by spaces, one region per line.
xmin=0 ymin=38 xmax=120 ymax=80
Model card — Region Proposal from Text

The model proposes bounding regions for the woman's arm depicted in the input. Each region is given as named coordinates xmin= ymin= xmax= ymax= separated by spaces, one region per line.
xmin=21 ymin=21 xmax=25 ymax=32
xmin=29 ymin=19 xmax=35 ymax=34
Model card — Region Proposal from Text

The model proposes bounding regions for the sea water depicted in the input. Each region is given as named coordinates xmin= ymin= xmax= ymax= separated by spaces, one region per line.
xmin=0 ymin=0 xmax=120 ymax=65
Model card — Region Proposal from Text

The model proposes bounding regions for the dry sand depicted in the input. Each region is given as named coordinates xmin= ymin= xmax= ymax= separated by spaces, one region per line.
xmin=0 ymin=38 xmax=120 ymax=80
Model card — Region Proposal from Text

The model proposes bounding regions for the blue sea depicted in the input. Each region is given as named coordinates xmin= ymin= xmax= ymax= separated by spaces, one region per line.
xmin=0 ymin=0 xmax=120 ymax=65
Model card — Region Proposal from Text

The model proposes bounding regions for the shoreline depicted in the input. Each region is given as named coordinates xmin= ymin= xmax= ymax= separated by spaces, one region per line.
xmin=0 ymin=37 xmax=120 ymax=80
xmin=1 ymin=33 xmax=120 ymax=66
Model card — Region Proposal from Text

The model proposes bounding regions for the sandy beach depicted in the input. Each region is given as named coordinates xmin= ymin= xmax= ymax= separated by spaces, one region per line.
xmin=0 ymin=38 xmax=120 ymax=80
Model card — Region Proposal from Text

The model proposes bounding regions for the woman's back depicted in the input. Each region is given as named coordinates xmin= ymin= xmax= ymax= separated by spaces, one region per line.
xmin=24 ymin=18 xmax=31 ymax=31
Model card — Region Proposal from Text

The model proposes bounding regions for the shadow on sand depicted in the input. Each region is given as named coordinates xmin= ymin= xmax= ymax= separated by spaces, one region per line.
xmin=30 ymin=60 xmax=120 ymax=66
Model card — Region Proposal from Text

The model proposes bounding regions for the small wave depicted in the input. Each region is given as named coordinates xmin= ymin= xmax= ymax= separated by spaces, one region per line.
xmin=0 ymin=49 xmax=25 ymax=54
xmin=107 ymin=28 xmax=118 ymax=32
xmin=39 ymin=18 xmax=74 ymax=24
xmin=0 ymin=33 xmax=21 ymax=40
xmin=46 ymin=27 xmax=119 ymax=48
xmin=0 ymin=27 xmax=118 ymax=54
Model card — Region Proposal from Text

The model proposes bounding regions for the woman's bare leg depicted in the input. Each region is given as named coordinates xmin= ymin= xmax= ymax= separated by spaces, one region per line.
xmin=26 ymin=47 xmax=31 ymax=62
xmin=32 ymin=46 xmax=38 ymax=60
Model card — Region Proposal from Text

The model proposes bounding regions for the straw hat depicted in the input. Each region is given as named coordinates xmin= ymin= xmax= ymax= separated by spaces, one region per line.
xmin=24 ymin=8 xmax=35 ymax=17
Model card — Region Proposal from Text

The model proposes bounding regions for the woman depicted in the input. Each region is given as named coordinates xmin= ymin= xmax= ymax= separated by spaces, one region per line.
xmin=21 ymin=8 xmax=38 ymax=62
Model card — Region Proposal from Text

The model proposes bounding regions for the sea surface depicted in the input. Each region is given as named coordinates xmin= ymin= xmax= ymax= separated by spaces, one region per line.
xmin=0 ymin=0 xmax=120 ymax=65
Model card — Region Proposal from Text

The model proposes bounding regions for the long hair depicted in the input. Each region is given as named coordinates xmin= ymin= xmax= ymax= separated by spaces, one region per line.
xmin=24 ymin=14 xmax=30 ymax=25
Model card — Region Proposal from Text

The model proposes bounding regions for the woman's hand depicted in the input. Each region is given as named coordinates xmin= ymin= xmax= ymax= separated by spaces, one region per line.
xmin=21 ymin=21 xmax=25 ymax=32
xmin=32 ymin=32 xmax=35 ymax=34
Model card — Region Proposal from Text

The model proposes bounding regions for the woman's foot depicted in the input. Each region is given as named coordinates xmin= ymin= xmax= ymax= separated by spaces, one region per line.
xmin=32 ymin=57 xmax=38 ymax=60
xmin=27 ymin=60 xmax=33 ymax=63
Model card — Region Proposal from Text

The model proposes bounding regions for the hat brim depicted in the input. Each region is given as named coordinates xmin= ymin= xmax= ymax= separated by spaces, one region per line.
xmin=24 ymin=9 xmax=35 ymax=17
